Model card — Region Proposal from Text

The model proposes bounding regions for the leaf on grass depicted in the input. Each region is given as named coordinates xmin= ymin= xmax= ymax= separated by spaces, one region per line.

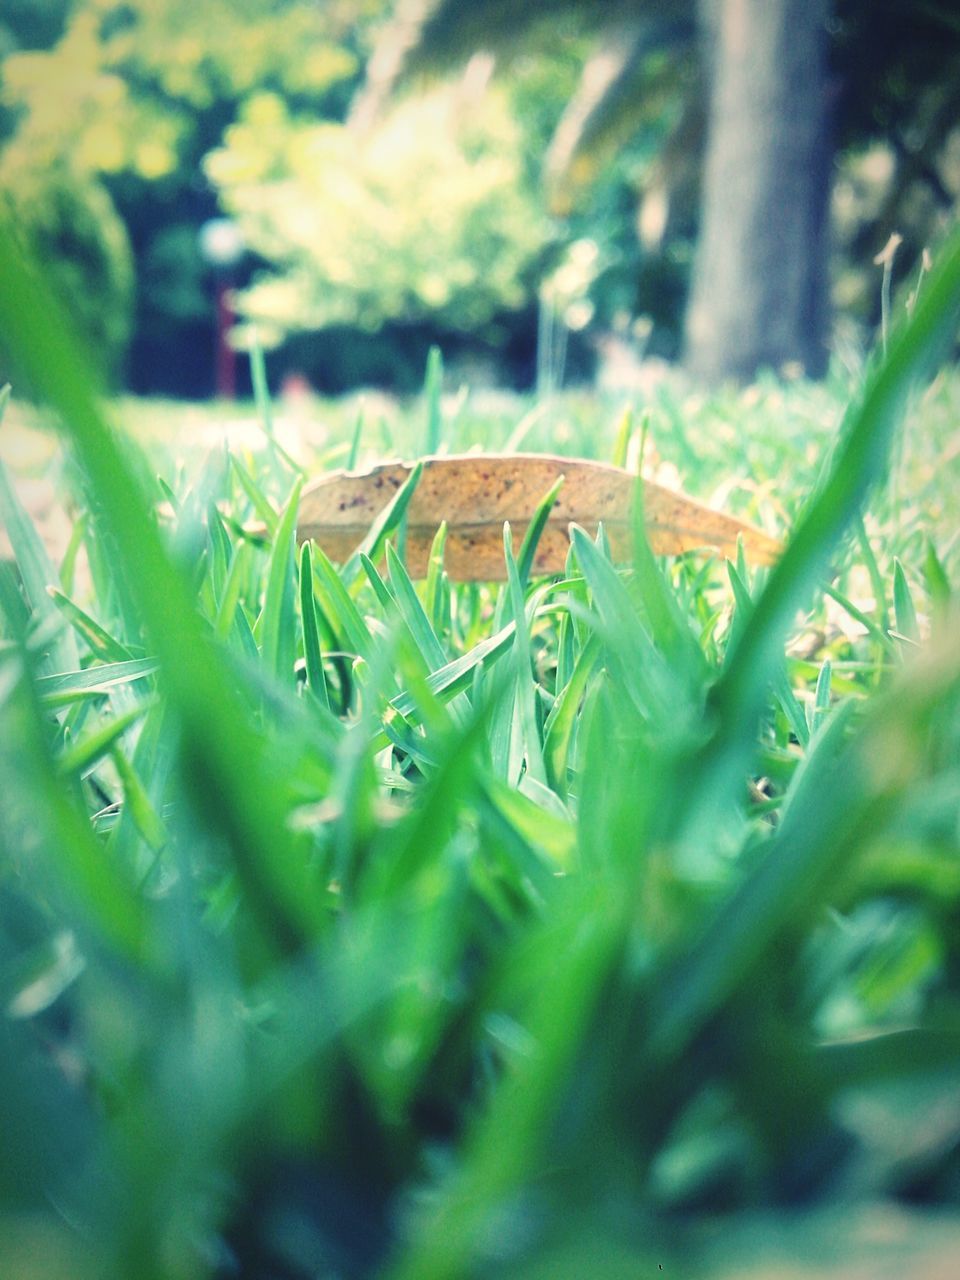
xmin=295 ymin=453 xmax=781 ymax=581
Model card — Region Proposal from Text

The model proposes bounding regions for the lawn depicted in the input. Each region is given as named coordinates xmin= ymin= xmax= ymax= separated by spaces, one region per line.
xmin=2 ymin=229 xmax=960 ymax=1279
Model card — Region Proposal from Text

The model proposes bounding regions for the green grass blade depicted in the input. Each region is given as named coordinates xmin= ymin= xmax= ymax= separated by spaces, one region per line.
xmin=504 ymin=524 xmax=547 ymax=785
xmin=110 ymin=744 xmax=167 ymax=854
xmin=260 ymin=475 xmax=302 ymax=682
xmin=893 ymin=556 xmax=920 ymax=643
xmin=424 ymin=344 xmax=443 ymax=454
xmin=0 ymin=216 xmax=330 ymax=956
xmin=424 ymin=519 xmax=449 ymax=635
xmin=346 ymin=403 xmax=364 ymax=469
xmin=231 ymin=453 xmax=279 ymax=535
xmin=0 ymin=445 xmax=79 ymax=672
xmin=299 ymin=542 xmax=330 ymax=709
xmin=47 ymin=588 xmax=135 ymax=664
xmin=1 ymin=655 xmax=154 ymax=965
xmin=58 ymin=701 xmax=151 ymax=778
xmin=36 ymin=657 xmax=158 ymax=704
xmin=389 ymin=622 xmax=516 ymax=721
xmin=517 ymin=474 xmax=564 ymax=587
xmin=312 ymin=542 xmax=372 ymax=660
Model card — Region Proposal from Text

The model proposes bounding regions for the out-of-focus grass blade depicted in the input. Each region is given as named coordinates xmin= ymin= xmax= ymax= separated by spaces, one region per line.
xmin=0 ymin=216 xmax=330 ymax=956
xmin=543 ymin=634 xmax=598 ymax=794
xmin=425 ymin=519 xmax=449 ymax=636
xmin=231 ymin=453 xmax=278 ymax=535
xmin=893 ymin=557 xmax=920 ymax=643
xmin=249 ymin=337 xmax=275 ymax=438
xmin=727 ymin=561 xmax=808 ymax=746
xmin=36 ymin=657 xmax=158 ymax=705
xmin=346 ymin=402 xmax=364 ymax=469
xmin=110 ymin=743 xmax=167 ymax=854
xmin=610 ymin=404 xmax=633 ymax=469
xmin=0 ymin=559 xmax=33 ymax=635
xmin=631 ymin=477 xmax=706 ymax=678
xmin=47 ymin=588 xmax=135 ymax=663
xmin=58 ymin=510 xmax=87 ymax=594
xmin=647 ymin=627 xmax=958 ymax=1066
xmin=387 ymin=883 xmax=624 ymax=1280
xmin=483 ymin=776 xmax=575 ymax=868
xmin=517 ymin=474 xmax=564 ymax=586
xmin=924 ymin=538 xmax=951 ymax=613
xmin=260 ymin=476 xmax=302 ymax=682
xmin=822 ymin=580 xmax=896 ymax=656
xmin=299 ymin=542 xmax=329 ymax=709
xmin=424 ymin=344 xmax=443 ymax=455
xmin=504 ymin=524 xmax=547 ymax=785
xmin=0 ymin=440 xmax=79 ymax=673
xmin=1 ymin=656 xmax=153 ymax=965
xmin=57 ymin=701 xmax=151 ymax=778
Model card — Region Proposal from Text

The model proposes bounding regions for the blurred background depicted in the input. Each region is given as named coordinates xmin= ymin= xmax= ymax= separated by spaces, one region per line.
xmin=1 ymin=0 xmax=958 ymax=400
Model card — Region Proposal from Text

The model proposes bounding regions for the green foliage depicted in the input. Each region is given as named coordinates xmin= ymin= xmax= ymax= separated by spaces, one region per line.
xmin=0 ymin=160 xmax=133 ymax=382
xmin=208 ymin=80 xmax=552 ymax=341
xmin=1 ymin=219 xmax=960 ymax=1278
xmin=0 ymin=0 xmax=370 ymax=389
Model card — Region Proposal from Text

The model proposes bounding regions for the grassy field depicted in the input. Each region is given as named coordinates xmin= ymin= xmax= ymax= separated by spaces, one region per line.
xmin=2 ymin=226 xmax=960 ymax=1280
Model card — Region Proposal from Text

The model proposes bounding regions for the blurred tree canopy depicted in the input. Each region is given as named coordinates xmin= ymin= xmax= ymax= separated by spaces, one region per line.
xmin=0 ymin=0 xmax=374 ymax=391
xmin=1 ymin=0 xmax=958 ymax=392
xmin=207 ymin=77 xmax=550 ymax=338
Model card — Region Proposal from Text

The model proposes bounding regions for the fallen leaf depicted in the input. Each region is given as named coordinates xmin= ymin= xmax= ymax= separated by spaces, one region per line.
xmin=294 ymin=453 xmax=781 ymax=580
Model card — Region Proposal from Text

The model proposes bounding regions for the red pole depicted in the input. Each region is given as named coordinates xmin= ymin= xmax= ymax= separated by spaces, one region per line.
xmin=215 ymin=278 xmax=236 ymax=400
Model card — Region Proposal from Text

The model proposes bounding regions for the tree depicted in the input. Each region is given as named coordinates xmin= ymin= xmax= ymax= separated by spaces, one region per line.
xmin=685 ymin=0 xmax=831 ymax=380
xmin=372 ymin=0 xmax=960 ymax=382
xmin=0 ymin=0 xmax=373 ymax=390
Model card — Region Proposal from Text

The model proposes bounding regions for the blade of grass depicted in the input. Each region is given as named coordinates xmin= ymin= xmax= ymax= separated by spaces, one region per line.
xmin=343 ymin=459 xmax=424 ymax=582
xmin=893 ymin=557 xmax=920 ymax=643
xmin=423 ymin=344 xmax=443 ymax=455
xmin=47 ymin=588 xmax=135 ymax=664
xmin=517 ymin=474 xmax=564 ymax=587
xmin=504 ymin=524 xmax=547 ymax=785
xmin=0 ymin=439 xmax=80 ymax=673
xmin=260 ymin=476 xmax=302 ymax=682
xmin=299 ymin=542 xmax=330 ymax=709
xmin=58 ymin=701 xmax=151 ymax=778
xmin=1 ymin=654 xmax=154 ymax=966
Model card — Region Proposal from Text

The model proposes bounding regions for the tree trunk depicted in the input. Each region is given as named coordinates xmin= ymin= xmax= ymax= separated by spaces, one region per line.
xmin=684 ymin=0 xmax=831 ymax=382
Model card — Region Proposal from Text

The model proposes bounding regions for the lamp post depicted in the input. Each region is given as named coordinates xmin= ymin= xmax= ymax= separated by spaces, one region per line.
xmin=198 ymin=218 xmax=245 ymax=400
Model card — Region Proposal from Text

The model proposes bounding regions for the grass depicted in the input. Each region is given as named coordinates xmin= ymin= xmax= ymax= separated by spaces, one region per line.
xmin=1 ymin=219 xmax=960 ymax=1279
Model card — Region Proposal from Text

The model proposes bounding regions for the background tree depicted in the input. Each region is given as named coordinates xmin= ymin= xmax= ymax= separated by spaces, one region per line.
xmin=0 ymin=0 xmax=374 ymax=392
xmin=373 ymin=0 xmax=960 ymax=382
xmin=685 ymin=0 xmax=831 ymax=380
xmin=3 ymin=0 xmax=958 ymax=392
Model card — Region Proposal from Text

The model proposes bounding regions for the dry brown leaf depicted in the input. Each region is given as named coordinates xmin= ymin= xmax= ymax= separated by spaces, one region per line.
xmin=295 ymin=453 xmax=781 ymax=580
